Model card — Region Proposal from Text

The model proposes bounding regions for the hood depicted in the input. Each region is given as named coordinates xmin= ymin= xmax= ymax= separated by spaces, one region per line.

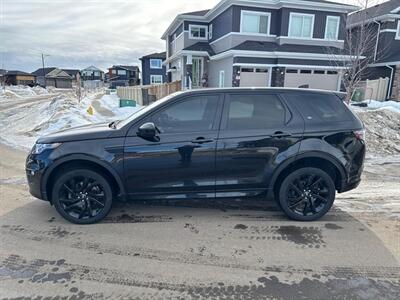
xmin=37 ymin=122 xmax=119 ymax=144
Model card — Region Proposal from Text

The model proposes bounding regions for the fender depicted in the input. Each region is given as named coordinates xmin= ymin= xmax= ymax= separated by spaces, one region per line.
xmin=41 ymin=153 xmax=126 ymax=201
xmin=266 ymin=151 xmax=347 ymax=200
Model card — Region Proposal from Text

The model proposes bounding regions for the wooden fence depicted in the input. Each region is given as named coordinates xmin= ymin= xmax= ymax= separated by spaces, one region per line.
xmin=117 ymin=81 xmax=182 ymax=106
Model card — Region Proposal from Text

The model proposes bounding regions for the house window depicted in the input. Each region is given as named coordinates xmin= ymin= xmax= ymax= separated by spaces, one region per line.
xmin=325 ymin=16 xmax=340 ymax=40
xmin=286 ymin=69 xmax=298 ymax=73
xmin=219 ymin=70 xmax=225 ymax=88
xmin=189 ymin=25 xmax=208 ymax=40
xmin=117 ymin=69 xmax=126 ymax=75
xmin=300 ymin=70 xmax=312 ymax=74
xmin=289 ymin=13 xmax=314 ymax=38
xmin=313 ymin=70 xmax=325 ymax=74
xmin=150 ymin=75 xmax=163 ymax=85
xmin=150 ymin=59 xmax=163 ymax=69
xmin=240 ymin=10 xmax=270 ymax=35
xmin=396 ymin=21 xmax=400 ymax=39
xmin=111 ymin=69 xmax=116 ymax=74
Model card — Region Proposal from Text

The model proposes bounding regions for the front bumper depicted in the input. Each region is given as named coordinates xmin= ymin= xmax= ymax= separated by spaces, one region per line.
xmin=26 ymin=153 xmax=49 ymax=201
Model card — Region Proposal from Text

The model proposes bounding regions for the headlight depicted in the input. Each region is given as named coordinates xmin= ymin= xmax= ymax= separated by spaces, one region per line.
xmin=32 ymin=143 xmax=62 ymax=154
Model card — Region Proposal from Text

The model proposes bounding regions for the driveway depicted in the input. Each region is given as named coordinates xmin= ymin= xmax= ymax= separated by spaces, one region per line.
xmin=0 ymin=143 xmax=399 ymax=299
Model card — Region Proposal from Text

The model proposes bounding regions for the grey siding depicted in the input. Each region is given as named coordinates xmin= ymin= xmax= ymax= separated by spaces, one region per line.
xmin=209 ymin=6 xmax=234 ymax=42
xmin=208 ymin=56 xmax=234 ymax=87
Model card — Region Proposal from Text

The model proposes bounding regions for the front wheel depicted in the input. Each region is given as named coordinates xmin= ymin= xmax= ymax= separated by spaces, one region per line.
xmin=52 ymin=169 xmax=113 ymax=224
xmin=278 ymin=167 xmax=335 ymax=221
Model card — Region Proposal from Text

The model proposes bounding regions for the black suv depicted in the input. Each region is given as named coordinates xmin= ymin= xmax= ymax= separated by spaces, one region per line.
xmin=26 ymin=88 xmax=365 ymax=224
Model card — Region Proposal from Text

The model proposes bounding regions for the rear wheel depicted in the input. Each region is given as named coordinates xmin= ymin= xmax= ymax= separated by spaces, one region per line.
xmin=52 ymin=169 xmax=113 ymax=224
xmin=278 ymin=167 xmax=335 ymax=221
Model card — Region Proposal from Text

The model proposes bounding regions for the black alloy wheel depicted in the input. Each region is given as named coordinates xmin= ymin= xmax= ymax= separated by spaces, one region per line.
xmin=278 ymin=167 xmax=335 ymax=221
xmin=52 ymin=169 xmax=113 ymax=224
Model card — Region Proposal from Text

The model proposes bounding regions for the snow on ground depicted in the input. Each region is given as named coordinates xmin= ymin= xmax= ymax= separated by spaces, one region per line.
xmin=352 ymin=100 xmax=400 ymax=157
xmin=0 ymin=86 xmax=141 ymax=151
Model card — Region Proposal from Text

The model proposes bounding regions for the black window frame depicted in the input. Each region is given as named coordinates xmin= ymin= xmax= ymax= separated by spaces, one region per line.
xmin=130 ymin=93 xmax=224 ymax=136
xmin=219 ymin=92 xmax=291 ymax=135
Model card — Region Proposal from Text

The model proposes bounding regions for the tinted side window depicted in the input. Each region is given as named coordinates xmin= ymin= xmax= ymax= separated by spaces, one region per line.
xmin=151 ymin=95 xmax=219 ymax=133
xmin=285 ymin=92 xmax=351 ymax=122
xmin=226 ymin=94 xmax=285 ymax=130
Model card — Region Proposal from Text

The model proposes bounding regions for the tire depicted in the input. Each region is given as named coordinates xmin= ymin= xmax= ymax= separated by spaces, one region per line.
xmin=52 ymin=169 xmax=113 ymax=224
xmin=278 ymin=167 xmax=335 ymax=221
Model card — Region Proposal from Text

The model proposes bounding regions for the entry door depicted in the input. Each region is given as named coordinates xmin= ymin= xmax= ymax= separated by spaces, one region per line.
xmin=192 ymin=58 xmax=203 ymax=88
xmin=124 ymin=94 xmax=222 ymax=199
xmin=215 ymin=93 xmax=303 ymax=197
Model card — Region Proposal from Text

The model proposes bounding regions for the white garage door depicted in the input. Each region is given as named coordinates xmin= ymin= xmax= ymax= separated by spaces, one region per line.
xmin=284 ymin=69 xmax=339 ymax=91
xmin=240 ymin=68 xmax=269 ymax=87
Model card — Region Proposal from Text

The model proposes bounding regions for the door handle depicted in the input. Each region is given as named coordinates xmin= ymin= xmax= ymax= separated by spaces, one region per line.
xmin=191 ymin=137 xmax=213 ymax=144
xmin=271 ymin=131 xmax=292 ymax=138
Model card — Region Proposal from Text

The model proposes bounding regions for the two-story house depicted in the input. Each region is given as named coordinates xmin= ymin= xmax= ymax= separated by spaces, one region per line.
xmin=348 ymin=0 xmax=400 ymax=100
xmin=162 ymin=0 xmax=358 ymax=91
xmin=140 ymin=52 xmax=168 ymax=85
xmin=108 ymin=65 xmax=140 ymax=89
xmin=81 ymin=66 xmax=104 ymax=81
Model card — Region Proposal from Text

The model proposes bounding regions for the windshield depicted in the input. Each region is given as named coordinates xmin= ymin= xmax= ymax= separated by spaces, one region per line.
xmin=117 ymin=91 xmax=184 ymax=128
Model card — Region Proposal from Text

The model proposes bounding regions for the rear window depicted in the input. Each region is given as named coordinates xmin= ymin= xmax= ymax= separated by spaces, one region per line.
xmin=285 ymin=92 xmax=351 ymax=123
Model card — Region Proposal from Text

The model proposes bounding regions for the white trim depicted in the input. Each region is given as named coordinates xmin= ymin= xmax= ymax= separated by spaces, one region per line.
xmin=188 ymin=24 xmax=208 ymax=40
xmin=380 ymin=29 xmax=398 ymax=33
xmin=240 ymin=10 xmax=271 ymax=35
xmin=150 ymin=74 xmax=163 ymax=85
xmin=149 ymin=59 xmax=163 ymax=69
xmin=218 ymin=70 xmax=225 ymax=87
xmin=396 ymin=21 xmax=400 ymax=40
xmin=233 ymin=63 xmax=347 ymax=70
xmin=210 ymin=32 xmax=277 ymax=45
xmin=211 ymin=49 xmax=361 ymax=61
xmin=277 ymin=36 xmax=344 ymax=43
xmin=369 ymin=61 xmax=400 ymax=67
xmin=288 ymin=12 xmax=315 ymax=39
xmin=209 ymin=24 xmax=213 ymax=39
xmin=390 ymin=6 xmax=400 ymax=14
xmin=324 ymin=15 xmax=340 ymax=40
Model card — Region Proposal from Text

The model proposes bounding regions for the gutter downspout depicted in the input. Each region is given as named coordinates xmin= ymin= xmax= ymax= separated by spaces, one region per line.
xmin=386 ymin=65 xmax=394 ymax=100
xmin=373 ymin=21 xmax=381 ymax=61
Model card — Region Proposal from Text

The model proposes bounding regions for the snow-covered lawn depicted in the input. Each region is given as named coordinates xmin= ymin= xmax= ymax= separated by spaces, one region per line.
xmin=0 ymin=86 xmax=141 ymax=151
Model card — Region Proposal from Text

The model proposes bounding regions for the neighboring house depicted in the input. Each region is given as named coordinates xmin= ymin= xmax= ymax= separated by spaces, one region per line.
xmin=140 ymin=52 xmax=167 ymax=85
xmin=81 ymin=66 xmax=104 ymax=81
xmin=81 ymin=66 xmax=105 ymax=89
xmin=31 ymin=67 xmax=73 ymax=88
xmin=5 ymin=71 xmax=36 ymax=86
xmin=63 ymin=69 xmax=80 ymax=86
xmin=108 ymin=65 xmax=140 ymax=89
xmin=348 ymin=0 xmax=400 ymax=100
xmin=161 ymin=0 xmax=358 ymax=91
xmin=31 ymin=67 xmax=57 ymax=86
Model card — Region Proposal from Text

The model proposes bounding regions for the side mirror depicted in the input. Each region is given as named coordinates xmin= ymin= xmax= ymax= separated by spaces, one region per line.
xmin=137 ymin=122 xmax=158 ymax=140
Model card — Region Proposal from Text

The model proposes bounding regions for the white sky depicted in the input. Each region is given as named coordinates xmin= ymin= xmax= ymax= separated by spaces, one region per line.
xmin=0 ymin=0 xmax=385 ymax=72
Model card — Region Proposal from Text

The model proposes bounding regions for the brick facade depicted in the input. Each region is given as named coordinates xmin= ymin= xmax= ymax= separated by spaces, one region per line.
xmin=391 ymin=65 xmax=400 ymax=101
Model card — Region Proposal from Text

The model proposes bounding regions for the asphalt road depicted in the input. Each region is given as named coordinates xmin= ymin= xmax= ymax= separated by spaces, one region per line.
xmin=0 ymin=143 xmax=399 ymax=300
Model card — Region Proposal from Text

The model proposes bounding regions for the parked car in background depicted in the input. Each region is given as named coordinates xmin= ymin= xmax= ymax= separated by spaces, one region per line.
xmin=26 ymin=88 xmax=365 ymax=224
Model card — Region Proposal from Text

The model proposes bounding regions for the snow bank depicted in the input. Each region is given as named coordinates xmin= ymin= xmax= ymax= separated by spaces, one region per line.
xmin=354 ymin=102 xmax=400 ymax=156
xmin=361 ymin=100 xmax=400 ymax=113
xmin=0 ymin=87 xmax=141 ymax=151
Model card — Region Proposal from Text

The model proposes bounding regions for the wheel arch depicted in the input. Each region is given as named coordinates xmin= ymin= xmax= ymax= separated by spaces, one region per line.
xmin=268 ymin=151 xmax=346 ymax=200
xmin=42 ymin=154 xmax=125 ymax=203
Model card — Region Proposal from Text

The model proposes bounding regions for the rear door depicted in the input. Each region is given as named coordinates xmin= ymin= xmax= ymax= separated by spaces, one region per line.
xmin=215 ymin=92 xmax=304 ymax=197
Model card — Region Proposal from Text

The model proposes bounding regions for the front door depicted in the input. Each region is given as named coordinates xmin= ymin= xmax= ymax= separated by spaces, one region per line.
xmin=192 ymin=58 xmax=203 ymax=88
xmin=124 ymin=93 xmax=222 ymax=199
xmin=215 ymin=92 xmax=303 ymax=197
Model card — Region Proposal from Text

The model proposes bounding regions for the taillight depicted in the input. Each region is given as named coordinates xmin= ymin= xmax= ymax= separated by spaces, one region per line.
xmin=354 ymin=129 xmax=365 ymax=141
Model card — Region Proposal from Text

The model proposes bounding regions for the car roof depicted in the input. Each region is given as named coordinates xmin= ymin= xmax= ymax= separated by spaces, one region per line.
xmin=177 ymin=87 xmax=346 ymax=96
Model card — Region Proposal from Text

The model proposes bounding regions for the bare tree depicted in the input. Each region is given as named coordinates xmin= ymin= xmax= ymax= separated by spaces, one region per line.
xmin=328 ymin=0 xmax=388 ymax=103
